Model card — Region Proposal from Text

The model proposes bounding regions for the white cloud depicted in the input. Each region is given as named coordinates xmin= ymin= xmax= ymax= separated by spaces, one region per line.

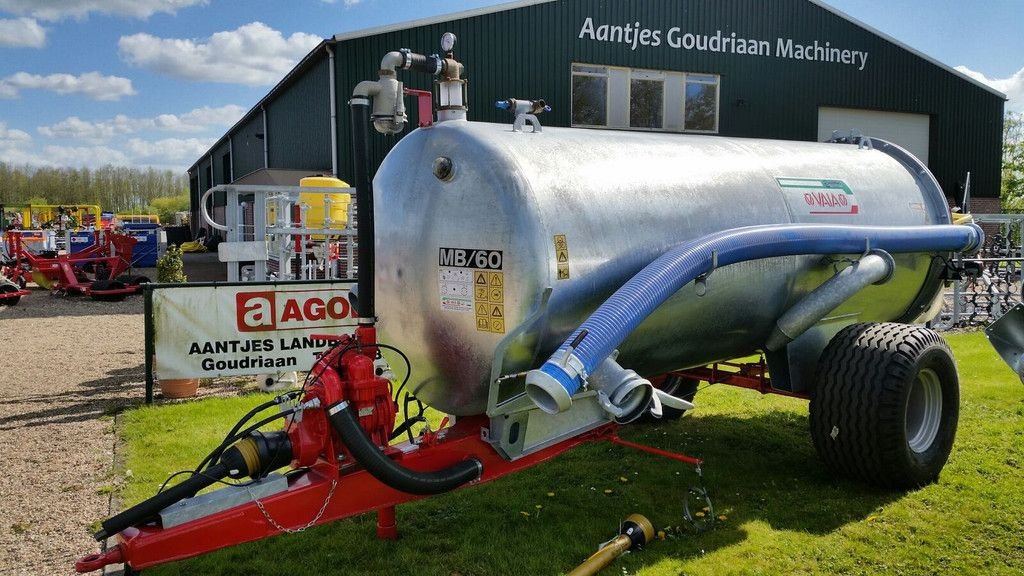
xmin=126 ymin=137 xmax=213 ymax=166
xmin=38 ymin=105 xmax=246 ymax=141
xmin=0 ymin=0 xmax=206 ymax=21
xmin=321 ymin=0 xmax=364 ymax=6
xmin=0 ymin=71 xmax=136 ymax=101
xmin=0 ymin=18 xmax=46 ymax=48
xmin=118 ymin=22 xmax=322 ymax=86
xmin=40 ymin=144 xmax=130 ymax=167
xmin=955 ymin=65 xmax=1024 ymax=113
xmin=0 ymin=121 xmax=31 ymax=143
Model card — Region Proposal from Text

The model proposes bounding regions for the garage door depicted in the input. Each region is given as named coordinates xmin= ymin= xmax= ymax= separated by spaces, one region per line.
xmin=818 ymin=107 xmax=930 ymax=165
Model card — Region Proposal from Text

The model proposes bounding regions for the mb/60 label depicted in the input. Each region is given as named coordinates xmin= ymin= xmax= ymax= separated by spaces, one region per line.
xmin=439 ymin=247 xmax=503 ymax=270
xmin=437 ymin=247 xmax=506 ymax=334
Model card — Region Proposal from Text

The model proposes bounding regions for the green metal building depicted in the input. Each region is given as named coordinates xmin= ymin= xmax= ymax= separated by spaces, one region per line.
xmin=188 ymin=0 xmax=1006 ymax=228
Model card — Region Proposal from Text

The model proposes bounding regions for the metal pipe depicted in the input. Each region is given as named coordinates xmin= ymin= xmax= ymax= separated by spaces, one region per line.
xmin=261 ymin=106 xmax=268 ymax=169
xmin=765 ymin=250 xmax=895 ymax=351
xmin=327 ymin=44 xmax=338 ymax=177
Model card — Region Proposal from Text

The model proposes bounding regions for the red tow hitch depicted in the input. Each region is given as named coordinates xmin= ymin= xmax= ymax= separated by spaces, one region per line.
xmin=75 ymin=546 xmax=123 ymax=573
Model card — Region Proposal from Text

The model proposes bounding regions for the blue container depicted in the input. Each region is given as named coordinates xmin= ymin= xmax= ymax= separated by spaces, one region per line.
xmin=69 ymin=231 xmax=95 ymax=254
xmin=123 ymin=223 xmax=161 ymax=267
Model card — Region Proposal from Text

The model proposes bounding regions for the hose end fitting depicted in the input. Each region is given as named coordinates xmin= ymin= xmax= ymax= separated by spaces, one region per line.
xmin=525 ymin=363 xmax=575 ymax=414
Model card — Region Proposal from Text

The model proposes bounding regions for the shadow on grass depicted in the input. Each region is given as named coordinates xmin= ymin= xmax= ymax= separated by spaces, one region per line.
xmin=140 ymin=409 xmax=902 ymax=576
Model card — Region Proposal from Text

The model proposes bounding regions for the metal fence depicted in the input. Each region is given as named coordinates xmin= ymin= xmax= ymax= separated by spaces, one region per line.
xmin=932 ymin=214 xmax=1024 ymax=330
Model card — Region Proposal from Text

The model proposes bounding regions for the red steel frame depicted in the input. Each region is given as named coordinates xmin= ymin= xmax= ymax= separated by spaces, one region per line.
xmin=75 ymin=343 xmax=795 ymax=573
xmin=77 ymin=419 xmax=629 ymax=572
xmin=668 ymin=359 xmax=810 ymax=400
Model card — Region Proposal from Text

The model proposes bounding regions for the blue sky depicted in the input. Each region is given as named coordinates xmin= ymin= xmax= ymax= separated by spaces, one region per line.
xmin=0 ymin=0 xmax=1020 ymax=173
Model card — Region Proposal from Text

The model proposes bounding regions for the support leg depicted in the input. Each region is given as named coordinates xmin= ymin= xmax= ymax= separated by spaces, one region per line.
xmin=376 ymin=506 xmax=398 ymax=540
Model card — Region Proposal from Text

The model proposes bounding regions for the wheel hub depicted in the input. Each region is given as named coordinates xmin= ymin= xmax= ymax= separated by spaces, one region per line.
xmin=906 ymin=368 xmax=942 ymax=453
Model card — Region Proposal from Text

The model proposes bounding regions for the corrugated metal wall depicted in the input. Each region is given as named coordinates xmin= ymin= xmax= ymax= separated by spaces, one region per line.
xmin=267 ymin=53 xmax=333 ymax=172
xmin=192 ymin=0 xmax=1004 ymax=204
xmin=231 ymin=113 xmax=267 ymax=180
xmin=330 ymin=0 xmax=1003 ymax=198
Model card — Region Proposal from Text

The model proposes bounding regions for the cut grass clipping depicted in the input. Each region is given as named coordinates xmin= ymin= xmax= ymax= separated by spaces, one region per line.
xmin=117 ymin=331 xmax=1024 ymax=575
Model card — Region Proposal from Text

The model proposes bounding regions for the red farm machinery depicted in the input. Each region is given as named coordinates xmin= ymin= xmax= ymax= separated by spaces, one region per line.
xmin=2 ymin=229 xmax=148 ymax=300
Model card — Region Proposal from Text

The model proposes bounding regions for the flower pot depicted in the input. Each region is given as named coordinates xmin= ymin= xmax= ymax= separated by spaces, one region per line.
xmin=159 ymin=377 xmax=200 ymax=399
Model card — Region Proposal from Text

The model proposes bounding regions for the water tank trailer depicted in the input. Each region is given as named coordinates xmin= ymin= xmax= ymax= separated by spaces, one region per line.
xmin=77 ymin=35 xmax=1017 ymax=574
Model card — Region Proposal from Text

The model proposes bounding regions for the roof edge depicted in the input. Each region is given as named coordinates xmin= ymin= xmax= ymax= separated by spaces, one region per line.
xmin=189 ymin=38 xmax=331 ymax=175
xmin=809 ymin=0 xmax=1006 ymax=100
xmin=333 ymin=0 xmax=556 ymax=42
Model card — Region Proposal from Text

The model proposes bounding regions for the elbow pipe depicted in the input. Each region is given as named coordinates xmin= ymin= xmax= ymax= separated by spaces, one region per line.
xmin=327 ymin=401 xmax=482 ymax=495
xmin=765 ymin=250 xmax=895 ymax=351
xmin=526 ymin=223 xmax=983 ymax=414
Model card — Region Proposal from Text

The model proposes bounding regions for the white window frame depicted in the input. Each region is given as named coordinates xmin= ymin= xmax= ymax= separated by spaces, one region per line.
xmin=570 ymin=64 xmax=610 ymax=128
xmin=570 ymin=63 xmax=720 ymax=135
xmin=683 ymin=73 xmax=721 ymax=133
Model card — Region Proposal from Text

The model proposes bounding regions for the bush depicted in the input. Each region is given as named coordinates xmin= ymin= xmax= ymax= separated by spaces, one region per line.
xmin=156 ymin=244 xmax=187 ymax=283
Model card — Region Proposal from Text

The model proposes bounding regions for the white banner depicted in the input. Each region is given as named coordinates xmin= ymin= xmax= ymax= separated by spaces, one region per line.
xmin=152 ymin=282 xmax=357 ymax=379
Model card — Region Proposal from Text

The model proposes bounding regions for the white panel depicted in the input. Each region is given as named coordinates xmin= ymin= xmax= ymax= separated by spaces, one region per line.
xmin=818 ymin=107 xmax=930 ymax=164
xmin=607 ymin=67 xmax=630 ymax=129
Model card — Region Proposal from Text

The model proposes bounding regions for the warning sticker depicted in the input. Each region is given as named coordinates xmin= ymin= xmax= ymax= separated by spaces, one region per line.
xmin=438 ymin=247 xmax=506 ymax=333
xmin=777 ymin=178 xmax=859 ymax=216
xmin=472 ymin=270 xmax=506 ymax=334
xmin=554 ymin=234 xmax=570 ymax=280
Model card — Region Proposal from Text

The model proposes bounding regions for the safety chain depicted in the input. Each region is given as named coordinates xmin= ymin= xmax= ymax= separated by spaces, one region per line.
xmin=255 ymin=478 xmax=338 ymax=534
xmin=682 ymin=464 xmax=715 ymax=532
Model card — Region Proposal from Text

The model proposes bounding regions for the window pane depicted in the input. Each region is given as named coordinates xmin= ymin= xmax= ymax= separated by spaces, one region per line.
xmin=685 ymin=82 xmax=717 ymax=131
xmin=686 ymin=74 xmax=717 ymax=84
xmin=630 ymin=79 xmax=663 ymax=129
xmin=572 ymin=75 xmax=607 ymax=126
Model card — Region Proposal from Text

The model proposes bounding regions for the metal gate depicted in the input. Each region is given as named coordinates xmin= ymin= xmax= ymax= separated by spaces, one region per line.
xmin=932 ymin=214 xmax=1024 ymax=330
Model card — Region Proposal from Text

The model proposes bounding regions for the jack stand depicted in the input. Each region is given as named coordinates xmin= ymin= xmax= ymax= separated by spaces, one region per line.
xmin=376 ymin=506 xmax=398 ymax=540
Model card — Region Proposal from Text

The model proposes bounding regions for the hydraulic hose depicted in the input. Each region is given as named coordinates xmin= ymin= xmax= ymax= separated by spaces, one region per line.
xmin=327 ymin=401 xmax=482 ymax=495
xmin=526 ymin=223 xmax=983 ymax=413
xmin=94 ymin=432 xmax=292 ymax=541
xmin=95 ymin=463 xmax=229 ymax=541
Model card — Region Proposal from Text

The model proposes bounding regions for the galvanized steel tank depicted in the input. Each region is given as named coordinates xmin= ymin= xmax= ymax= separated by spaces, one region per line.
xmin=374 ymin=120 xmax=951 ymax=415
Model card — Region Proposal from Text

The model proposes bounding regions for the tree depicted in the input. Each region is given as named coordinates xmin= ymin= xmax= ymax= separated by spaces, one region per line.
xmin=1003 ymin=111 xmax=1024 ymax=210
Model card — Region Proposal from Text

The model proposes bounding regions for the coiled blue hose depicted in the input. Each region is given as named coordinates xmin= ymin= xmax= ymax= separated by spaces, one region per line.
xmin=525 ymin=224 xmax=982 ymax=413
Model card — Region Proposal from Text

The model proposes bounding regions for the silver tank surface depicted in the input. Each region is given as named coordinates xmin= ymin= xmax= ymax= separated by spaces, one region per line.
xmin=374 ymin=121 xmax=951 ymax=415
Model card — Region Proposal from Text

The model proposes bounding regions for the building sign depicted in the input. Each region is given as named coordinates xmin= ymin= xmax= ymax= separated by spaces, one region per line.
xmin=152 ymin=282 xmax=357 ymax=378
xmin=578 ymin=17 xmax=869 ymax=71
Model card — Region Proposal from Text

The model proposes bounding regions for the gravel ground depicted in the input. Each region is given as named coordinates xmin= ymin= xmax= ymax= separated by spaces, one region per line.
xmin=0 ymin=289 xmax=146 ymax=575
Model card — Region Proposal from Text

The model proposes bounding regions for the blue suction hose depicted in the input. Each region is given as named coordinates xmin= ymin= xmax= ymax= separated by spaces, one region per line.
xmin=525 ymin=223 xmax=983 ymax=414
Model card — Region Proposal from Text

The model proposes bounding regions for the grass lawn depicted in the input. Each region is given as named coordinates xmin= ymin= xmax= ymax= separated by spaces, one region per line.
xmin=115 ymin=331 xmax=1024 ymax=575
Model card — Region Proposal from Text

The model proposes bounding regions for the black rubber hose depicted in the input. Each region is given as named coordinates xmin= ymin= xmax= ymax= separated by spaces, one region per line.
xmin=327 ymin=401 xmax=482 ymax=495
xmin=405 ymin=53 xmax=445 ymax=75
xmin=350 ymin=99 xmax=374 ymax=322
xmin=94 ymin=463 xmax=229 ymax=541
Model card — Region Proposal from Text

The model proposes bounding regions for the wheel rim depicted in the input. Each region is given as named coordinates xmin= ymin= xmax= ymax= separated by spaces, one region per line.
xmin=906 ymin=368 xmax=943 ymax=453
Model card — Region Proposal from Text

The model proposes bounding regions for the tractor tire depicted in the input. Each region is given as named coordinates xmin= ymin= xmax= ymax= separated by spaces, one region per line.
xmin=641 ymin=375 xmax=699 ymax=422
xmin=0 ymin=284 xmax=21 ymax=306
xmin=90 ymin=280 xmax=128 ymax=302
xmin=809 ymin=322 xmax=959 ymax=489
xmin=116 ymin=274 xmax=151 ymax=286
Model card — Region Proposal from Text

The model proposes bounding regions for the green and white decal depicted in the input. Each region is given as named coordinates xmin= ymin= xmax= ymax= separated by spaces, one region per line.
xmin=777 ymin=177 xmax=859 ymax=216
